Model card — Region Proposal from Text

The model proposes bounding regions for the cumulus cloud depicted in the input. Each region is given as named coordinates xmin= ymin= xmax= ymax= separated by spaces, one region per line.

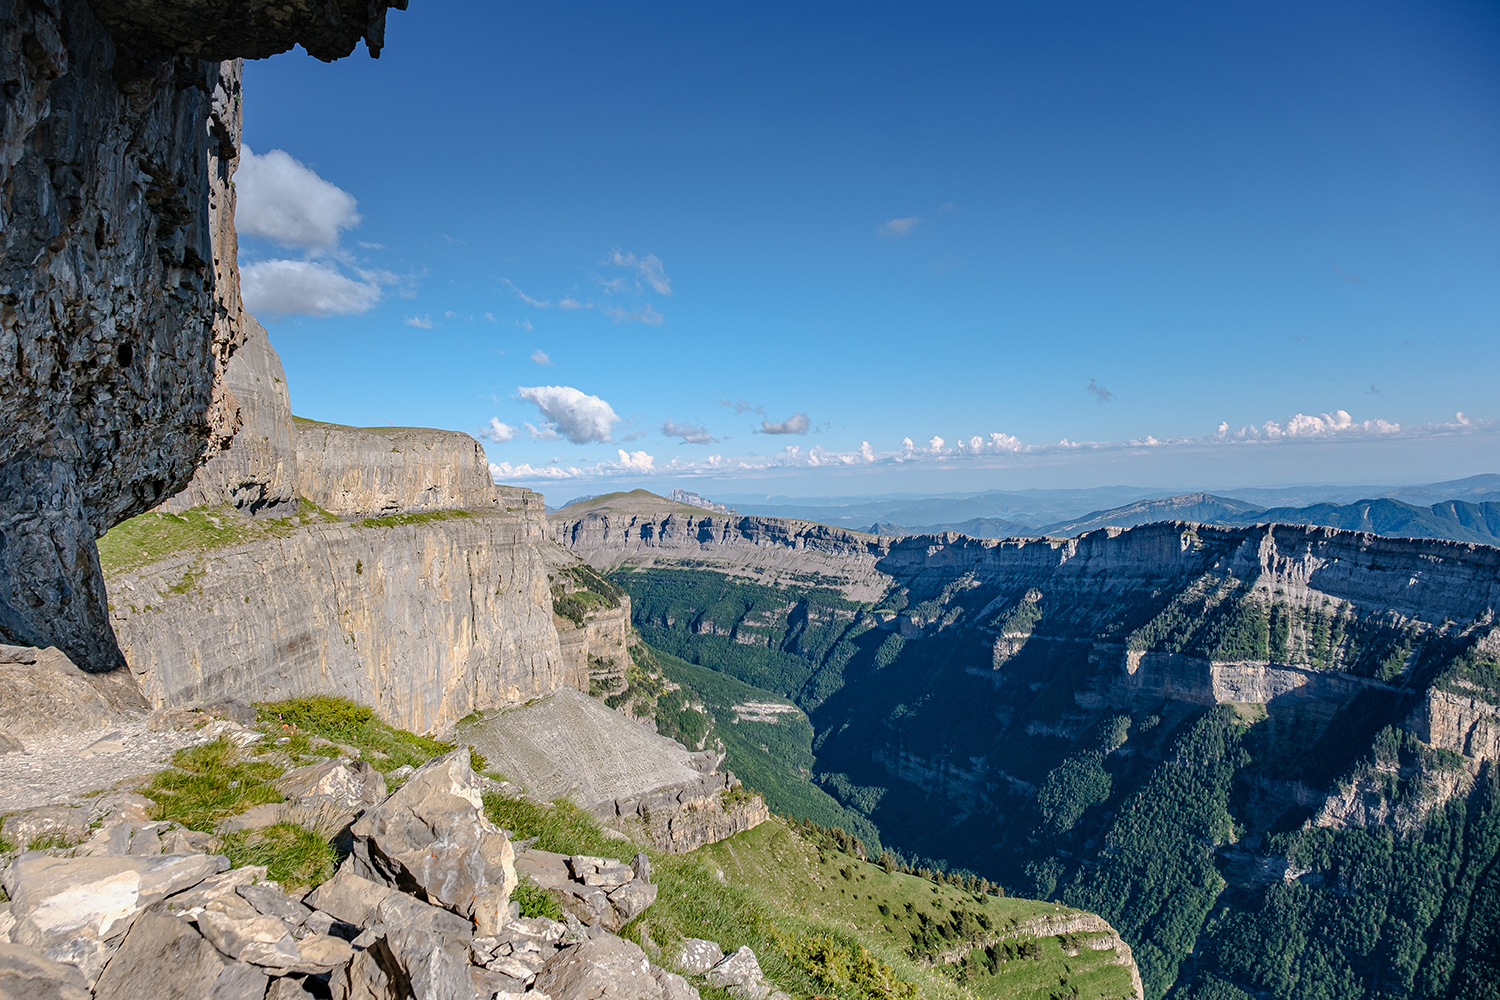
xmin=606 ymin=251 xmax=672 ymax=295
xmin=405 ymin=314 xmax=433 ymax=329
xmin=616 ymin=449 xmax=655 ymax=471
xmin=236 ymin=146 xmax=361 ymax=249
xmin=758 ymin=412 xmax=810 ymax=435
xmin=879 ymin=216 xmax=920 ymax=237
xmin=531 ymin=349 xmax=552 ymax=366
xmin=241 ymin=259 xmax=381 ymax=317
xmin=662 ymin=419 xmax=717 ymax=444
xmin=480 ymin=419 xmax=517 ymax=443
xmin=517 ymin=385 xmax=620 ymax=444
xmin=1218 ymin=409 xmax=1401 ymax=441
xmin=1087 ymin=379 xmax=1115 ymax=403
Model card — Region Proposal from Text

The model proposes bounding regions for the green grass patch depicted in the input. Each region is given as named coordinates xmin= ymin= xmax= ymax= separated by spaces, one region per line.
xmin=482 ymin=794 xmax=636 ymax=863
xmin=356 ymin=509 xmax=474 ymax=529
xmin=141 ymin=738 xmax=285 ymax=831
xmin=257 ymin=696 xmax=454 ymax=773
xmin=99 ymin=500 xmax=340 ymax=577
xmin=513 ymin=875 xmax=564 ymax=920
xmin=221 ymin=822 xmax=337 ymax=890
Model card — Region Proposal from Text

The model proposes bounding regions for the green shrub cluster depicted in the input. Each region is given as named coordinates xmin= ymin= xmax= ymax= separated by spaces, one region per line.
xmin=256 ymin=696 xmax=454 ymax=773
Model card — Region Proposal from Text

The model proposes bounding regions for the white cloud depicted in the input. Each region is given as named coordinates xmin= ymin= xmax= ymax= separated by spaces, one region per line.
xmin=758 ymin=412 xmax=810 ymax=435
xmin=503 ymin=279 xmax=550 ymax=308
xmin=490 ymin=460 xmax=581 ymax=481
xmin=616 ymin=449 xmax=655 ymax=472
xmin=1220 ymin=409 xmax=1403 ymax=441
xmin=879 ymin=216 xmax=920 ymax=237
xmin=663 ymin=419 xmax=717 ymax=444
xmin=559 ymin=298 xmax=585 ymax=310
xmin=480 ymin=419 xmax=517 ymax=443
xmin=603 ymin=303 xmax=664 ymax=325
xmin=405 ymin=314 xmax=433 ymax=329
xmin=240 ymin=259 xmax=381 ymax=316
xmin=484 ymin=312 xmax=497 ymax=322
xmin=517 ymin=385 xmax=620 ymax=444
xmin=236 ymin=146 xmax=361 ymax=250
xmin=606 ymin=251 xmax=672 ymax=295
xmin=531 ymin=349 xmax=552 ymax=366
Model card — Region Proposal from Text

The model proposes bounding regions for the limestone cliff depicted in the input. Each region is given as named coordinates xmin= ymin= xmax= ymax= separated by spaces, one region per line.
xmin=295 ymin=419 xmax=506 ymax=518
xmin=157 ymin=314 xmax=297 ymax=514
xmin=107 ymin=504 xmax=574 ymax=735
xmin=0 ymin=0 xmax=405 ymax=670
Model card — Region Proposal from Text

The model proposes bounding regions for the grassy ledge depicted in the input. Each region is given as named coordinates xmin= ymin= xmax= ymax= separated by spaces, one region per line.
xmin=98 ymin=500 xmax=341 ymax=576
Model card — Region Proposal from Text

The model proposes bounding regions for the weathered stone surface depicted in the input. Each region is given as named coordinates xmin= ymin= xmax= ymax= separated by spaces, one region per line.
xmin=0 ymin=733 xmax=23 ymax=755
xmin=606 ymin=880 xmax=658 ymax=922
xmin=706 ymin=946 xmax=765 ymax=990
xmin=373 ymin=893 xmax=474 ymax=1000
xmin=533 ymin=933 xmax=663 ymax=1000
xmin=162 ymin=865 xmax=267 ymax=915
xmin=219 ymin=757 xmax=390 ymax=838
xmin=3 ymin=851 xmax=227 ymax=983
xmin=651 ymin=964 xmax=700 ymax=1000
xmin=196 ymin=905 xmax=299 ymax=968
xmin=302 ymin=866 xmax=396 ymax=929
xmin=87 ymin=0 xmax=409 ymax=61
xmin=471 ymin=965 xmax=528 ymax=999
xmin=296 ymin=421 xmax=506 ymax=518
xmin=0 ymin=0 xmax=243 ymax=671
xmin=632 ymin=853 xmax=652 ymax=885
xmin=0 ymin=941 xmax=91 ymax=1000
xmin=349 ymin=749 xmax=515 ymax=934
xmin=238 ymin=883 xmax=311 ymax=926
xmin=460 ymin=688 xmax=765 ymax=854
xmin=0 ymin=646 xmax=147 ymax=741
xmin=109 ymin=501 xmax=573 ymax=734
xmin=0 ymin=807 xmax=89 ymax=849
xmin=157 ymin=315 xmax=298 ymax=515
xmin=91 ymin=908 xmax=231 ymax=1000
xmin=206 ymin=960 xmax=270 ymax=1000
xmin=672 ymin=939 xmax=723 ymax=975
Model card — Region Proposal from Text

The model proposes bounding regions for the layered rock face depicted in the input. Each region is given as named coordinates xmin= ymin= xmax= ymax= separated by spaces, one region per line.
xmin=295 ymin=420 xmax=507 ymax=518
xmin=108 ymin=505 xmax=572 ymax=735
xmin=157 ymin=315 xmax=297 ymax=514
xmin=0 ymin=0 xmax=404 ymax=671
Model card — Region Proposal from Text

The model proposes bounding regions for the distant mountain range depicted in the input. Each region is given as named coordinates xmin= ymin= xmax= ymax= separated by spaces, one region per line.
xmin=865 ymin=479 xmax=1500 ymax=546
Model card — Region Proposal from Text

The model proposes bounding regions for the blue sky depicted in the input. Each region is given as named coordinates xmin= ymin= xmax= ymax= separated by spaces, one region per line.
xmin=238 ymin=0 xmax=1499 ymax=498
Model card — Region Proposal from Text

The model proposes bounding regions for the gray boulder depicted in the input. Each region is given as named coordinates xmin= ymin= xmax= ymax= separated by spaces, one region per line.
xmin=163 ymin=866 xmax=268 ymax=915
xmin=91 ymin=908 xmax=266 ymax=1000
xmin=330 ymin=945 xmax=403 ymax=1000
xmin=373 ymin=891 xmax=475 ymax=1000
xmin=0 ymin=941 xmax=91 ymax=1000
xmin=532 ymin=932 xmax=664 ymax=1000
xmin=707 ymin=946 xmax=772 ymax=1000
xmin=606 ymin=880 xmax=658 ymax=922
xmin=348 ymin=749 xmax=515 ymax=934
xmin=3 ymin=851 xmax=227 ymax=984
xmin=238 ymin=883 xmax=312 ymax=926
xmin=0 ymin=732 xmax=22 ymax=755
xmin=303 ymin=864 xmax=398 ymax=929
xmin=672 ymin=938 xmax=723 ymax=974
xmin=652 ymin=964 xmax=700 ymax=1000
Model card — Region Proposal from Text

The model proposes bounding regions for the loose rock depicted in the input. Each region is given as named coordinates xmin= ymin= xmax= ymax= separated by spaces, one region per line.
xmin=348 ymin=749 xmax=515 ymax=934
xmin=651 ymin=964 xmax=700 ymax=1000
xmin=672 ymin=938 xmax=724 ymax=974
xmin=92 ymin=908 xmax=257 ymax=1000
xmin=532 ymin=933 xmax=664 ymax=1000
xmin=0 ymin=941 xmax=92 ymax=1000
xmin=1 ymin=806 xmax=90 ymax=849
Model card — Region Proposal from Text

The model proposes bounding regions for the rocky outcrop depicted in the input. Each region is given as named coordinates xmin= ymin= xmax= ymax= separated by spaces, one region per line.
xmin=0 ymin=0 xmax=404 ymax=670
xmin=157 ymin=315 xmax=298 ymax=514
xmin=0 ymin=644 xmax=147 ymax=749
xmin=295 ymin=420 xmax=508 ymax=518
xmin=107 ymin=504 xmax=575 ymax=735
xmin=459 ymin=688 xmax=767 ymax=853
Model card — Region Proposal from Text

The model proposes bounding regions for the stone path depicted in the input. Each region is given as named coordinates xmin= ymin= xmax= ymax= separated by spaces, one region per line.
xmin=0 ymin=720 xmax=222 ymax=814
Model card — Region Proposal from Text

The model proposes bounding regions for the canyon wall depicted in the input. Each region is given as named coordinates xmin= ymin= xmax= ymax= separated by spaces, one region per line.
xmin=108 ymin=503 xmax=576 ymax=735
xmin=295 ymin=420 xmax=506 ymax=518
xmin=0 ymin=0 xmax=405 ymax=670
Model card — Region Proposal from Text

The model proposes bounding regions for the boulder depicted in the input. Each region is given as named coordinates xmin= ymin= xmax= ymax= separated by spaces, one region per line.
xmin=196 ymin=903 xmax=301 ymax=969
xmin=238 ymin=883 xmax=313 ymax=926
xmin=632 ymin=853 xmax=652 ymax=885
xmin=0 ymin=903 xmax=14 ymax=945
xmin=0 ymin=733 xmax=22 ymax=755
xmin=273 ymin=758 xmax=389 ymax=836
xmin=348 ymin=749 xmax=515 ymax=934
xmin=1 ymin=807 xmax=90 ymax=850
xmin=555 ymin=885 xmax=614 ymax=930
xmin=303 ymin=865 xmax=398 ymax=928
xmin=533 ymin=932 xmax=663 ymax=1000
xmin=373 ymin=892 xmax=475 ymax=1000
xmin=606 ymin=880 xmax=657 ymax=922
xmin=331 ymin=944 xmax=403 ymax=1000
xmin=3 ymin=851 xmax=227 ymax=984
xmin=91 ymin=908 xmax=265 ymax=1000
xmin=516 ymin=850 xmax=572 ymax=890
xmin=471 ymin=965 xmax=528 ymax=999
xmin=0 ymin=941 xmax=91 ymax=1000
xmin=651 ymin=965 xmax=700 ymax=1000
xmin=0 ymin=646 xmax=148 ymax=742
xmin=706 ymin=946 xmax=770 ymax=1000
xmin=163 ymin=866 xmax=268 ymax=915
xmin=672 ymin=938 xmax=724 ymax=974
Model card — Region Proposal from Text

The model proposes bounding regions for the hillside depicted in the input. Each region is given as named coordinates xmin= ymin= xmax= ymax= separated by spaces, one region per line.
xmin=551 ymin=491 xmax=1500 ymax=1000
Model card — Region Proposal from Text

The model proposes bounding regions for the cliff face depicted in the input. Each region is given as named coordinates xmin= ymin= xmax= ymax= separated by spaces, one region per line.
xmin=295 ymin=421 xmax=506 ymax=518
xmin=107 ymin=505 xmax=575 ymax=735
xmin=157 ymin=314 xmax=297 ymax=514
xmin=0 ymin=0 xmax=404 ymax=670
